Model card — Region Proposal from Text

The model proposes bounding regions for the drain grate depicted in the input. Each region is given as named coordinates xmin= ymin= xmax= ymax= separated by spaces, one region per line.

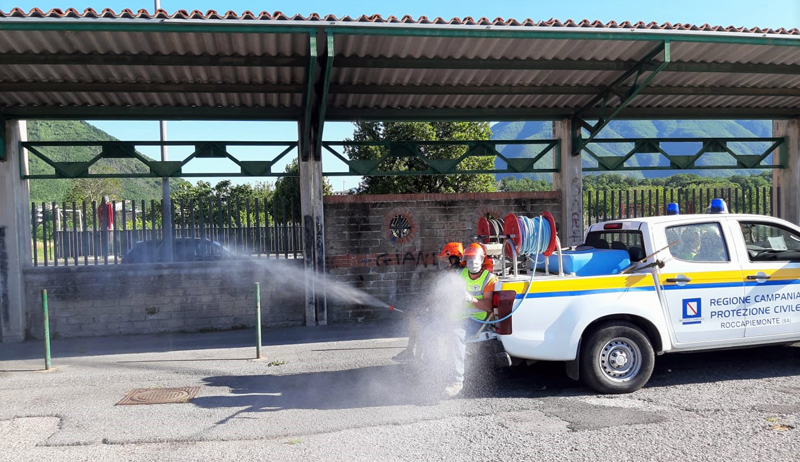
xmin=116 ymin=387 xmax=201 ymax=405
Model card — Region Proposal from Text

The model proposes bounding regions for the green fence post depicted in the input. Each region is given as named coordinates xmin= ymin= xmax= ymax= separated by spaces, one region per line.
xmin=255 ymin=282 xmax=262 ymax=360
xmin=42 ymin=289 xmax=51 ymax=370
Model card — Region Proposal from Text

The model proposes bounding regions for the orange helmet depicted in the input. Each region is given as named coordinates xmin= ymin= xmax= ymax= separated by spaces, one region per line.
xmin=439 ymin=242 xmax=464 ymax=258
xmin=463 ymin=243 xmax=486 ymax=259
xmin=482 ymin=255 xmax=494 ymax=272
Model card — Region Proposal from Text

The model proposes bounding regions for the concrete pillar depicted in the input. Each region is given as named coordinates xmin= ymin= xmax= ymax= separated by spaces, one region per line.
xmin=0 ymin=120 xmax=30 ymax=342
xmin=773 ymin=119 xmax=800 ymax=225
xmin=298 ymin=123 xmax=327 ymax=326
xmin=552 ymin=119 xmax=584 ymax=246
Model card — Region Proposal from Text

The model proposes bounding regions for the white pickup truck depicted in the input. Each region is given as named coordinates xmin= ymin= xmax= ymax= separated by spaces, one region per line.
xmin=488 ymin=211 xmax=800 ymax=393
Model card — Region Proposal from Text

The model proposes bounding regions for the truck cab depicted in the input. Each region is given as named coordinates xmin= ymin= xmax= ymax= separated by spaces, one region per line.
xmin=488 ymin=211 xmax=800 ymax=394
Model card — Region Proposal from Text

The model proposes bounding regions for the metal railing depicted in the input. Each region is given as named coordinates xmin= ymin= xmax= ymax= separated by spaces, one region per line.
xmin=31 ymin=197 xmax=302 ymax=267
xmin=584 ymin=185 xmax=779 ymax=228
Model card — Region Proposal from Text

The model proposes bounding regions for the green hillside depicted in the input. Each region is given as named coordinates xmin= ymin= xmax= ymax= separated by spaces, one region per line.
xmin=492 ymin=120 xmax=773 ymax=182
xmin=27 ymin=120 xmax=163 ymax=202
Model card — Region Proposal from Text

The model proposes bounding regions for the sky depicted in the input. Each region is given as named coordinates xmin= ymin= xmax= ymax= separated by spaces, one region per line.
xmin=3 ymin=0 xmax=800 ymax=191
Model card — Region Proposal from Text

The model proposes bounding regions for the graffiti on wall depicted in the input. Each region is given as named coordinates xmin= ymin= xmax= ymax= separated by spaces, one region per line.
xmin=568 ymin=176 xmax=583 ymax=245
xmin=327 ymin=251 xmax=437 ymax=270
xmin=376 ymin=251 xmax=436 ymax=268
xmin=0 ymin=226 xmax=9 ymax=328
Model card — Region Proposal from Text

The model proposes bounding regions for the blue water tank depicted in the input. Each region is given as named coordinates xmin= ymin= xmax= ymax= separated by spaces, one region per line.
xmin=534 ymin=248 xmax=631 ymax=276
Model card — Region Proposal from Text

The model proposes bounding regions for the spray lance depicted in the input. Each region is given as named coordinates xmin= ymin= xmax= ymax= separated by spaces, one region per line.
xmin=620 ymin=240 xmax=679 ymax=274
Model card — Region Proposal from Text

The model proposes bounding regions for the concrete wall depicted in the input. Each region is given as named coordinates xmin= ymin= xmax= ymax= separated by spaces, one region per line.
xmin=323 ymin=191 xmax=562 ymax=322
xmin=23 ymin=261 xmax=305 ymax=339
xmin=0 ymin=120 xmax=30 ymax=343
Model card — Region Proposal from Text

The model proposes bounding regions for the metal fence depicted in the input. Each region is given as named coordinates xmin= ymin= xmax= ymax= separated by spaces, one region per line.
xmin=31 ymin=197 xmax=302 ymax=267
xmin=584 ymin=186 xmax=779 ymax=228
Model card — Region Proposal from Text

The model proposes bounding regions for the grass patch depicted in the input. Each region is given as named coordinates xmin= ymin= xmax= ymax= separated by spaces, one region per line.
xmin=285 ymin=438 xmax=302 ymax=445
xmin=267 ymin=360 xmax=287 ymax=367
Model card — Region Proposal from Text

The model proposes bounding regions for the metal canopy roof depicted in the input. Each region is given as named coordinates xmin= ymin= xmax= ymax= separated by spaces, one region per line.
xmin=2 ymin=9 xmax=800 ymax=121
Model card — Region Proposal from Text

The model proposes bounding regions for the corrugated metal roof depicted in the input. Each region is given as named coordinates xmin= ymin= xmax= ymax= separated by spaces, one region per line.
xmin=1 ymin=9 xmax=800 ymax=120
xmin=1 ymin=9 xmax=798 ymax=35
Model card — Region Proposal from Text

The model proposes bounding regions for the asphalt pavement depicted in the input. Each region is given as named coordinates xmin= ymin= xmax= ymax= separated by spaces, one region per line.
xmin=1 ymin=321 xmax=799 ymax=461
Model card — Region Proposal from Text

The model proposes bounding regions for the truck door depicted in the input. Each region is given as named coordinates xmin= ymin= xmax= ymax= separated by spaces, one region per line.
xmin=736 ymin=220 xmax=800 ymax=338
xmin=657 ymin=221 xmax=746 ymax=344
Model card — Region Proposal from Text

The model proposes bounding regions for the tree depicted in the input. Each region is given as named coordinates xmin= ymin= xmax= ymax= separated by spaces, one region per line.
xmin=63 ymin=168 xmax=121 ymax=204
xmin=170 ymin=179 xmax=274 ymax=225
xmin=496 ymin=177 xmax=551 ymax=192
xmin=272 ymin=160 xmax=333 ymax=222
xmin=344 ymin=122 xmax=496 ymax=194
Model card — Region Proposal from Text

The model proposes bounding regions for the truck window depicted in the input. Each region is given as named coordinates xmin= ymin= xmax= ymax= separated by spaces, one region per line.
xmin=665 ymin=223 xmax=729 ymax=263
xmin=739 ymin=221 xmax=800 ymax=262
xmin=585 ymin=230 xmax=645 ymax=261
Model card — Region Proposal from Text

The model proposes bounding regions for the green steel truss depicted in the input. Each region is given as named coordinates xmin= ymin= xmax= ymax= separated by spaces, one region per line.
xmin=19 ymin=136 xmax=786 ymax=179
xmin=582 ymin=137 xmax=786 ymax=172
xmin=573 ymin=41 xmax=671 ymax=155
xmin=21 ymin=141 xmax=298 ymax=179
xmin=321 ymin=140 xmax=559 ymax=176
xmin=20 ymin=139 xmax=560 ymax=178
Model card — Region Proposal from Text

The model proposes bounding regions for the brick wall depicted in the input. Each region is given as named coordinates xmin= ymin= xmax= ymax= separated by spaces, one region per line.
xmin=23 ymin=260 xmax=304 ymax=339
xmin=323 ymin=191 xmax=562 ymax=322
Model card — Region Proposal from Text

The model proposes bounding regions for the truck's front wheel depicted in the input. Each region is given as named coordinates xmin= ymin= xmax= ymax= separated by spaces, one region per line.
xmin=580 ymin=322 xmax=654 ymax=394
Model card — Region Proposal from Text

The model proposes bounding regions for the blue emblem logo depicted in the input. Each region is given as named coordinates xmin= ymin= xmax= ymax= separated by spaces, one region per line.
xmin=682 ymin=298 xmax=702 ymax=325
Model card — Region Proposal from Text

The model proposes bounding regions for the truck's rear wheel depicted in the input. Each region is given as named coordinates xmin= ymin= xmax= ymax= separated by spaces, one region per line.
xmin=580 ymin=322 xmax=654 ymax=394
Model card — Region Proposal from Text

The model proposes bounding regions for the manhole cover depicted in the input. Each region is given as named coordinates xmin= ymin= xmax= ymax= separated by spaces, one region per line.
xmin=117 ymin=387 xmax=201 ymax=405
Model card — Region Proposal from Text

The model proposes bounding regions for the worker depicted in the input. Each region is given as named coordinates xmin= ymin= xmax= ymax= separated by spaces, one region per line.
xmin=445 ymin=243 xmax=497 ymax=397
xmin=392 ymin=242 xmax=464 ymax=362
xmin=674 ymin=227 xmax=702 ymax=261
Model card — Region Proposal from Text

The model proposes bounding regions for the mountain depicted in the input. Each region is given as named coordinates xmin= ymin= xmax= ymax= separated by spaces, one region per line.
xmin=492 ymin=120 xmax=773 ymax=182
xmin=26 ymin=120 xmax=164 ymax=202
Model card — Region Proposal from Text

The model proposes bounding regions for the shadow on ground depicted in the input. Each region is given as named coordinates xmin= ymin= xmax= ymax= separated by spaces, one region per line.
xmin=192 ymin=344 xmax=800 ymax=416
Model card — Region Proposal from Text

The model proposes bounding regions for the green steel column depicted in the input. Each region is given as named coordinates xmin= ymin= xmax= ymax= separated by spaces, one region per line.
xmin=42 ymin=289 xmax=51 ymax=370
xmin=255 ymin=282 xmax=262 ymax=359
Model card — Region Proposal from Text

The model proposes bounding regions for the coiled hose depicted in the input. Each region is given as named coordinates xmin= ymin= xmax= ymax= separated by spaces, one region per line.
xmin=469 ymin=214 xmax=554 ymax=325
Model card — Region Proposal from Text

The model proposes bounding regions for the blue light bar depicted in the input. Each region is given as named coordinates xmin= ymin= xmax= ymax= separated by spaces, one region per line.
xmin=708 ymin=198 xmax=728 ymax=214
xmin=666 ymin=203 xmax=680 ymax=215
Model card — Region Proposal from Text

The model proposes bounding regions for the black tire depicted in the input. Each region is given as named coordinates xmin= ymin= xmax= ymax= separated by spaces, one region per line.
xmin=579 ymin=321 xmax=655 ymax=394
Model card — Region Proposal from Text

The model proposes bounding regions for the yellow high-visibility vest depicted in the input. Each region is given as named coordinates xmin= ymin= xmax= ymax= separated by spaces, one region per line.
xmin=460 ymin=268 xmax=491 ymax=321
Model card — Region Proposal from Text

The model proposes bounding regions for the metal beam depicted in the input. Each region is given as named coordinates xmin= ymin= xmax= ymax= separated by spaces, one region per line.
xmin=582 ymin=137 xmax=784 ymax=171
xmin=2 ymin=51 xmax=798 ymax=76
xmin=0 ymin=52 xmax=307 ymax=68
xmin=21 ymin=140 xmax=299 ymax=179
xmin=329 ymin=26 xmax=800 ymax=48
xmin=330 ymin=84 xmax=800 ymax=97
xmin=325 ymin=106 xmax=800 ymax=121
xmin=330 ymin=84 xmax=600 ymax=95
xmin=0 ymin=117 xmax=5 ymax=161
xmin=0 ymin=106 xmax=303 ymax=120
xmin=322 ymin=139 xmax=559 ymax=176
xmin=315 ymin=33 xmax=335 ymax=159
xmin=2 ymin=104 xmax=798 ymax=122
xmin=0 ymin=82 xmax=304 ymax=94
xmin=300 ymin=35 xmax=318 ymax=160
xmin=12 ymin=81 xmax=798 ymax=98
xmin=1 ymin=20 xmax=800 ymax=48
xmin=573 ymin=41 xmax=671 ymax=155
xmin=334 ymin=56 xmax=800 ymax=75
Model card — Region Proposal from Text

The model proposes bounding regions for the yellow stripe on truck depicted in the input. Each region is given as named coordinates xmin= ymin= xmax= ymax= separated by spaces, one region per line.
xmin=498 ymin=274 xmax=655 ymax=296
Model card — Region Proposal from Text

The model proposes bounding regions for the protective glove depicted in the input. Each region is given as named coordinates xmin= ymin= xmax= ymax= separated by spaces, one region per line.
xmin=464 ymin=291 xmax=478 ymax=304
